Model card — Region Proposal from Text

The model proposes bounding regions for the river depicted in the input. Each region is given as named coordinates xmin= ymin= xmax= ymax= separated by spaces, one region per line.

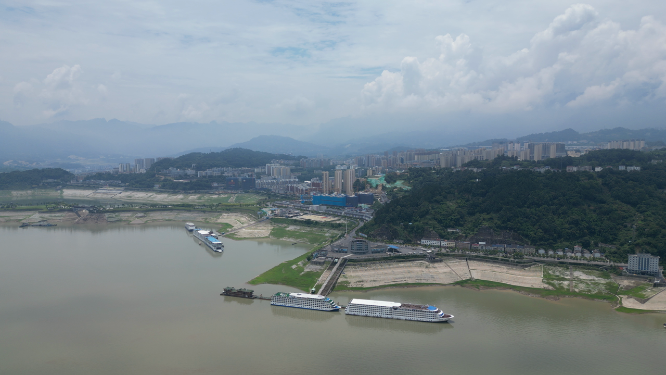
xmin=1 ymin=225 xmax=665 ymax=374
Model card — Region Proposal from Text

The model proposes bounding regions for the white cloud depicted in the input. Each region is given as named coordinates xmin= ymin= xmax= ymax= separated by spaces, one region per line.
xmin=13 ymin=81 xmax=33 ymax=107
xmin=273 ymin=96 xmax=315 ymax=115
xmin=0 ymin=1 xmax=665 ymax=128
xmin=567 ymin=80 xmax=620 ymax=107
xmin=42 ymin=64 xmax=81 ymax=91
xmin=181 ymin=102 xmax=210 ymax=119
xmin=360 ymin=4 xmax=666 ymax=117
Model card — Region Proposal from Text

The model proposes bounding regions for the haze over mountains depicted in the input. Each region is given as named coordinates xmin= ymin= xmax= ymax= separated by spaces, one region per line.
xmin=1 ymin=118 xmax=666 ymax=166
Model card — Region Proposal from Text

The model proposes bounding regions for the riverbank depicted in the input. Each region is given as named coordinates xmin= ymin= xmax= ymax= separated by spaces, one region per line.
xmin=0 ymin=209 xmax=258 ymax=228
xmin=331 ymin=259 xmax=666 ymax=313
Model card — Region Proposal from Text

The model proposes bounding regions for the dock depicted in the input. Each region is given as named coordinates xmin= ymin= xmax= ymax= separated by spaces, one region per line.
xmin=318 ymin=256 xmax=349 ymax=296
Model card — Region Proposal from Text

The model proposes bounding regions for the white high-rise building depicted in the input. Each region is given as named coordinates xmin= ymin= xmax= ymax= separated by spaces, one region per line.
xmin=344 ymin=168 xmax=355 ymax=195
xmin=322 ymin=171 xmax=330 ymax=194
xmin=334 ymin=170 xmax=343 ymax=194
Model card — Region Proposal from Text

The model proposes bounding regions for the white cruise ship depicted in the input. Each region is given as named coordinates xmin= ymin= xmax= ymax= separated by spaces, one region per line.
xmin=345 ymin=299 xmax=453 ymax=323
xmin=185 ymin=222 xmax=196 ymax=231
xmin=271 ymin=292 xmax=341 ymax=311
xmin=193 ymin=229 xmax=224 ymax=252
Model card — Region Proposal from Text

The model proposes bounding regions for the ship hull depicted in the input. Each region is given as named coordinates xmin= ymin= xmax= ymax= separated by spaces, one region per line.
xmin=345 ymin=299 xmax=453 ymax=323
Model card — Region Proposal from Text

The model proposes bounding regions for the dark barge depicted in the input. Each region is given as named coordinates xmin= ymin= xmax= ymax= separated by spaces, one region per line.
xmin=221 ymin=287 xmax=272 ymax=300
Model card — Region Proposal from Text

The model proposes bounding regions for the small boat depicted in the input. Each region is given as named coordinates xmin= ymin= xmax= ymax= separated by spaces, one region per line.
xmin=663 ymin=323 xmax=666 ymax=328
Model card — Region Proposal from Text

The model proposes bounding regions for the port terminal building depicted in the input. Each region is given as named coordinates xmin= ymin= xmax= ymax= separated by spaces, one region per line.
xmin=312 ymin=193 xmax=374 ymax=208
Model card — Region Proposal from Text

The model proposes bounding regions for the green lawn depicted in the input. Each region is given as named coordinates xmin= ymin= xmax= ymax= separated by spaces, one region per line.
xmin=270 ymin=227 xmax=336 ymax=245
xmin=615 ymin=306 xmax=658 ymax=314
xmin=217 ymin=222 xmax=234 ymax=233
xmin=248 ymin=248 xmax=323 ymax=292
xmin=618 ymin=284 xmax=652 ymax=299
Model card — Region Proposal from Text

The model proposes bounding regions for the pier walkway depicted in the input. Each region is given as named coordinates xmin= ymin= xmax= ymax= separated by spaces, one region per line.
xmin=318 ymin=256 xmax=350 ymax=296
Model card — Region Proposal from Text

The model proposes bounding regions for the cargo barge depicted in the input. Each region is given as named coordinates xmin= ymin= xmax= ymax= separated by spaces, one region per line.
xmin=221 ymin=287 xmax=256 ymax=298
xmin=345 ymin=299 xmax=453 ymax=323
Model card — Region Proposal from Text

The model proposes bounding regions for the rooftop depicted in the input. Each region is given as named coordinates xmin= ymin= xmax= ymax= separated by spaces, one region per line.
xmin=349 ymin=299 xmax=401 ymax=308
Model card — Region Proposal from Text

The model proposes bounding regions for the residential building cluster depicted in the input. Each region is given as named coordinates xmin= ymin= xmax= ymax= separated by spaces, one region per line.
xmin=117 ymin=157 xmax=171 ymax=174
xmin=440 ymin=142 xmax=566 ymax=168
xmin=605 ymin=139 xmax=646 ymax=151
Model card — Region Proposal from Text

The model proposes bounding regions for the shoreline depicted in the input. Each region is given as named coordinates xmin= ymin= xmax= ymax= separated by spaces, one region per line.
xmin=334 ymin=280 xmax=666 ymax=314
xmin=3 ymin=210 xmax=663 ymax=314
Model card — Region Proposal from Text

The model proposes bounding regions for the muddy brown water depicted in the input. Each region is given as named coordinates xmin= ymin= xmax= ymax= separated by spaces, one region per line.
xmin=1 ymin=225 xmax=665 ymax=375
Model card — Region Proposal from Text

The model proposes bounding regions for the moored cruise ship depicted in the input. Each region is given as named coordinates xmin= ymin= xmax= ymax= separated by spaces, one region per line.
xmin=193 ymin=229 xmax=224 ymax=252
xmin=185 ymin=222 xmax=196 ymax=231
xmin=271 ymin=292 xmax=340 ymax=311
xmin=345 ymin=299 xmax=453 ymax=323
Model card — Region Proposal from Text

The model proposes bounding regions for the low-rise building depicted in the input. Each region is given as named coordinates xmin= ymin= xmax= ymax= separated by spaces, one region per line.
xmin=420 ymin=239 xmax=441 ymax=246
xmin=627 ymin=253 xmax=661 ymax=276
xmin=350 ymin=239 xmax=369 ymax=255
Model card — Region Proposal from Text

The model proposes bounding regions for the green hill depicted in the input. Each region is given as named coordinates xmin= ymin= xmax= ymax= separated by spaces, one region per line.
xmin=153 ymin=148 xmax=302 ymax=171
xmin=362 ymin=150 xmax=666 ymax=263
xmin=0 ymin=168 xmax=74 ymax=190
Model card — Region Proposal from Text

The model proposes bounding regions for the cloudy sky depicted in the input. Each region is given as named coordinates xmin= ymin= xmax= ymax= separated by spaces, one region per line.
xmin=1 ymin=1 xmax=665 ymax=136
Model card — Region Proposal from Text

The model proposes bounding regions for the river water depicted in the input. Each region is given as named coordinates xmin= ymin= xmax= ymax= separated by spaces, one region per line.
xmin=1 ymin=225 xmax=665 ymax=375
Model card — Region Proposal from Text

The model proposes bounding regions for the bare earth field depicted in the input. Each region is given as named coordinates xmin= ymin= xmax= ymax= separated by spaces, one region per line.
xmin=468 ymin=260 xmax=546 ymax=288
xmin=622 ymin=289 xmax=666 ymax=310
xmin=340 ymin=259 xmax=548 ymax=289
xmin=0 ymin=189 xmax=263 ymax=205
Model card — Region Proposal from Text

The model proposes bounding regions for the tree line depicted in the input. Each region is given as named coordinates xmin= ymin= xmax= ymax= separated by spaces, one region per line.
xmin=361 ymin=149 xmax=666 ymax=263
xmin=0 ymin=168 xmax=73 ymax=190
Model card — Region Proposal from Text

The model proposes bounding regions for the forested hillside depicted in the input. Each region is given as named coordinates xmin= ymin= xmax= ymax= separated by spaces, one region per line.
xmin=0 ymin=168 xmax=74 ymax=190
xmin=152 ymin=148 xmax=301 ymax=171
xmin=362 ymin=150 xmax=666 ymax=263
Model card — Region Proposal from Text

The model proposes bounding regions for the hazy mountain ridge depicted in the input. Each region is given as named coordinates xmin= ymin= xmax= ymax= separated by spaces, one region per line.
xmin=2 ymin=117 xmax=666 ymax=166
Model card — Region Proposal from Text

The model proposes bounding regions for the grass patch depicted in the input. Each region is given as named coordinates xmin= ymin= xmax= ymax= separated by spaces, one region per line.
xmin=454 ymin=279 xmax=617 ymax=302
xmin=217 ymin=222 xmax=234 ymax=233
xmin=615 ymin=306 xmax=658 ymax=314
xmin=248 ymin=248 xmax=324 ymax=292
xmin=270 ymin=227 xmax=332 ymax=245
xmin=618 ymin=284 xmax=652 ymax=299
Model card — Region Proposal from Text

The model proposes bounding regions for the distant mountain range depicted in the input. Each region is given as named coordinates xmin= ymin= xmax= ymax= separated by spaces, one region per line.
xmin=180 ymin=135 xmax=332 ymax=157
xmin=1 ymin=117 xmax=665 ymax=167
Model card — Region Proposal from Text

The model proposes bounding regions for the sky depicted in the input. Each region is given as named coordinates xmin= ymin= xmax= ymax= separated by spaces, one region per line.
xmin=1 ymin=1 xmax=666 ymax=137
